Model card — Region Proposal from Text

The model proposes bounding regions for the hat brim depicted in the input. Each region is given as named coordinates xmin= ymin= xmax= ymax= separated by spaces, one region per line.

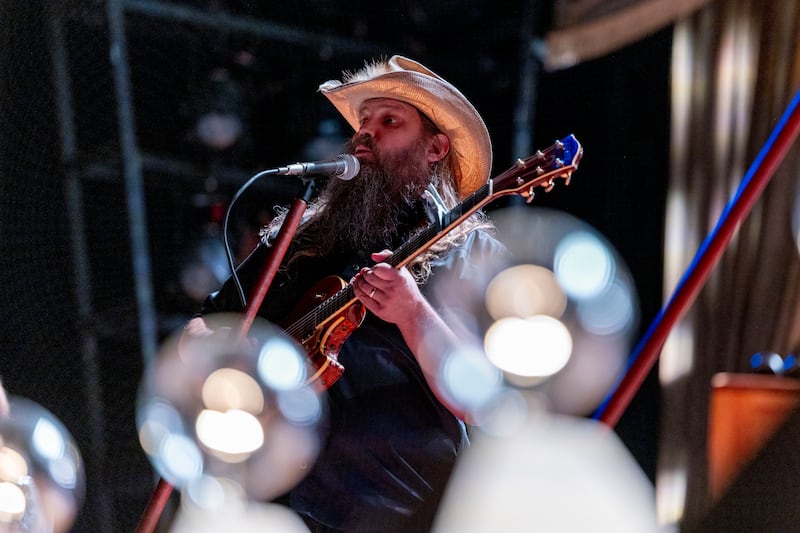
xmin=319 ymin=56 xmax=492 ymax=198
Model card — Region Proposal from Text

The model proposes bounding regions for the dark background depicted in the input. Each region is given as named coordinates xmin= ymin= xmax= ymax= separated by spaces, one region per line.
xmin=1 ymin=1 xmax=669 ymax=530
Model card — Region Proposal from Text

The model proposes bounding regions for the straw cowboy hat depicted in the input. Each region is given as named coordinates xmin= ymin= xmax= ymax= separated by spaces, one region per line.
xmin=318 ymin=55 xmax=492 ymax=198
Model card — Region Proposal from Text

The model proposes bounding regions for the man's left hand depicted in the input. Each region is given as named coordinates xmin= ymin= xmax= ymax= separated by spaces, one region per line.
xmin=353 ymin=249 xmax=425 ymax=326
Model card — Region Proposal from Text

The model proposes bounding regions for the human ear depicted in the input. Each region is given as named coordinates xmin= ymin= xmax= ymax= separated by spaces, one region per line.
xmin=426 ymin=132 xmax=450 ymax=164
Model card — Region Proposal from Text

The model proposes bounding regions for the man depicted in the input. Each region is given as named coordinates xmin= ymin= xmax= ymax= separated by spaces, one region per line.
xmin=185 ymin=55 xmax=504 ymax=532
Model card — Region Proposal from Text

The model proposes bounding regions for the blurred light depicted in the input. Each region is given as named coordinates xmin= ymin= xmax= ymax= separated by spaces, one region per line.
xmin=184 ymin=475 xmax=232 ymax=512
xmin=137 ymin=313 xmax=324 ymax=500
xmin=660 ymin=323 xmax=694 ymax=385
xmin=440 ymin=345 xmax=504 ymax=415
xmin=48 ymin=456 xmax=78 ymax=490
xmin=541 ymin=334 xmax=628 ymax=415
xmin=173 ymin=473 xmax=311 ymax=533
xmin=434 ymin=413 xmax=669 ymax=532
xmin=0 ymin=397 xmax=84 ymax=533
xmin=32 ymin=419 xmax=66 ymax=462
xmin=202 ymin=368 xmax=264 ymax=414
xmin=468 ymin=388 xmax=529 ymax=437
xmin=196 ymin=113 xmax=243 ymax=150
xmin=160 ymin=434 xmax=204 ymax=485
xmin=576 ymin=278 xmax=636 ymax=336
xmin=171 ymin=499 xmax=310 ymax=533
xmin=554 ymin=230 xmax=615 ymax=299
xmin=196 ymin=409 xmax=264 ymax=460
xmin=0 ymin=480 xmax=26 ymax=519
xmin=485 ymin=316 xmax=572 ymax=378
xmin=767 ymin=352 xmax=784 ymax=374
xmin=276 ymin=388 xmax=323 ymax=426
xmin=484 ymin=206 xmax=640 ymax=416
xmin=0 ymin=447 xmax=29 ymax=481
xmin=656 ymin=465 xmax=687 ymax=525
xmin=258 ymin=339 xmax=308 ymax=390
xmin=485 ymin=264 xmax=567 ymax=320
xmin=138 ymin=400 xmax=184 ymax=457
xmin=193 ymin=68 xmax=245 ymax=151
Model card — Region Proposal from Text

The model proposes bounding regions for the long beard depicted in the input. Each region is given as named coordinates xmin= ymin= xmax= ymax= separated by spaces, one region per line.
xmin=300 ymin=137 xmax=431 ymax=256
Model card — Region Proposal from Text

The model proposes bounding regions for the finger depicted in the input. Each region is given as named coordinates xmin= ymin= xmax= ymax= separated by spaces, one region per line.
xmin=371 ymin=249 xmax=393 ymax=262
xmin=354 ymin=273 xmax=374 ymax=295
xmin=355 ymin=279 xmax=379 ymax=303
xmin=369 ymin=263 xmax=401 ymax=282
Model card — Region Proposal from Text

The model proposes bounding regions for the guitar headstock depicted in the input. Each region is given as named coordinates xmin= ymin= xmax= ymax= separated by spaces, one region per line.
xmin=491 ymin=134 xmax=583 ymax=202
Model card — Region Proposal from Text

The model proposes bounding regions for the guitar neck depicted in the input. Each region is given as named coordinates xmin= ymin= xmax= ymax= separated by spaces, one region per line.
xmin=386 ymin=182 xmax=493 ymax=269
xmin=287 ymin=134 xmax=583 ymax=337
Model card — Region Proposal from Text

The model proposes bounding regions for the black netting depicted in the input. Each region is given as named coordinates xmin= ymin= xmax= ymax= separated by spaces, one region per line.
xmin=0 ymin=1 xmax=675 ymax=531
xmin=1 ymin=2 xmax=522 ymax=530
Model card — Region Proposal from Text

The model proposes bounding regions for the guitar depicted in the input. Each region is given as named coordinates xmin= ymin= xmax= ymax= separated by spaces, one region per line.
xmin=279 ymin=134 xmax=583 ymax=389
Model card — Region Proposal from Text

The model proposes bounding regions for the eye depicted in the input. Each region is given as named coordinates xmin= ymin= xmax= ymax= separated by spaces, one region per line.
xmin=384 ymin=116 xmax=399 ymax=125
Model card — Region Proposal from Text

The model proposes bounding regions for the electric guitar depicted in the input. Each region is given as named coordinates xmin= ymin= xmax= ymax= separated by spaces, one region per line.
xmin=280 ymin=134 xmax=583 ymax=389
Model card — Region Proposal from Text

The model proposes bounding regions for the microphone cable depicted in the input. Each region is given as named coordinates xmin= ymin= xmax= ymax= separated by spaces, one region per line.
xmin=222 ymin=167 xmax=280 ymax=308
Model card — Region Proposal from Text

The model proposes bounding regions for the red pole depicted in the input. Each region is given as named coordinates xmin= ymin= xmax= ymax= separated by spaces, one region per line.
xmin=135 ymin=186 xmax=314 ymax=532
xmin=135 ymin=478 xmax=173 ymax=533
xmin=597 ymin=89 xmax=800 ymax=428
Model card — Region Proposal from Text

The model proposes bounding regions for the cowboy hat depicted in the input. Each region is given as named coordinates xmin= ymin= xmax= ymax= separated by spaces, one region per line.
xmin=318 ymin=55 xmax=492 ymax=198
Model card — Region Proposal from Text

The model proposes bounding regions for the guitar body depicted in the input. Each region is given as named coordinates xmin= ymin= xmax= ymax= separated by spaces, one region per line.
xmin=280 ymin=275 xmax=367 ymax=389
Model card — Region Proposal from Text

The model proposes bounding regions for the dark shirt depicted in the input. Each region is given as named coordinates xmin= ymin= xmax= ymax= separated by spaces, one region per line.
xmin=201 ymin=226 xmax=505 ymax=532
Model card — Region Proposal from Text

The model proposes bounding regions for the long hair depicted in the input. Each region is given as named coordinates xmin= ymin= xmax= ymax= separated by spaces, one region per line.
xmin=404 ymin=153 xmax=494 ymax=283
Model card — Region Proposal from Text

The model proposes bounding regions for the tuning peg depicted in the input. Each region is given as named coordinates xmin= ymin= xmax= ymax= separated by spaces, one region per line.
xmin=565 ymin=173 xmax=572 ymax=186
xmin=544 ymin=179 xmax=556 ymax=192
xmin=525 ymin=188 xmax=536 ymax=203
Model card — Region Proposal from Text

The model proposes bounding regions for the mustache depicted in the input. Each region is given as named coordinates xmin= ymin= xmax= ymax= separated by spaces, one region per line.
xmin=347 ymin=133 xmax=377 ymax=154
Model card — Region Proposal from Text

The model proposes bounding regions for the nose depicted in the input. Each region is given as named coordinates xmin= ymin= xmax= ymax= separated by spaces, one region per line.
xmin=356 ymin=116 xmax=378 ymax=138
xmin=357 ymin=124 xmax=372 ymax=138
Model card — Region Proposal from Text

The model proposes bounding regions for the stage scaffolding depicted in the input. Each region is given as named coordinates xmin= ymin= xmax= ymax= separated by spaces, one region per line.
xmin=44 ymin=1 xmax=538 ymax=529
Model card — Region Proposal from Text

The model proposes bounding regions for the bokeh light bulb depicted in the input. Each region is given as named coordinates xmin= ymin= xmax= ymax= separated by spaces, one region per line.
xmin=0 ymin=396 xmax=85 ymax=533
xmin=137 ymin=313 xmax=325 ymax=501
xmin=481 ymin=207 xmax=639 ymax=416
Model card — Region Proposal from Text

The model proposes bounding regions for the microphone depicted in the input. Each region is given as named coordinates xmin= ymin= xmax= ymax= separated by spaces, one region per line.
xmin=275 ymin=154 xmax=360 ymax=180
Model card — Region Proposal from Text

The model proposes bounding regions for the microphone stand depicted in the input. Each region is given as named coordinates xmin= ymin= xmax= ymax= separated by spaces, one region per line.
xmin=236 ymin=177 xmax=315 ymax=344
xmin=135 ymin=177 xmax=319 ymax=533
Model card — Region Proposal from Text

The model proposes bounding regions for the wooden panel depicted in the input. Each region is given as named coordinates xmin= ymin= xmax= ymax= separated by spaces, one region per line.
xmin=708 ymin=372 xmax=800 ymax=499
